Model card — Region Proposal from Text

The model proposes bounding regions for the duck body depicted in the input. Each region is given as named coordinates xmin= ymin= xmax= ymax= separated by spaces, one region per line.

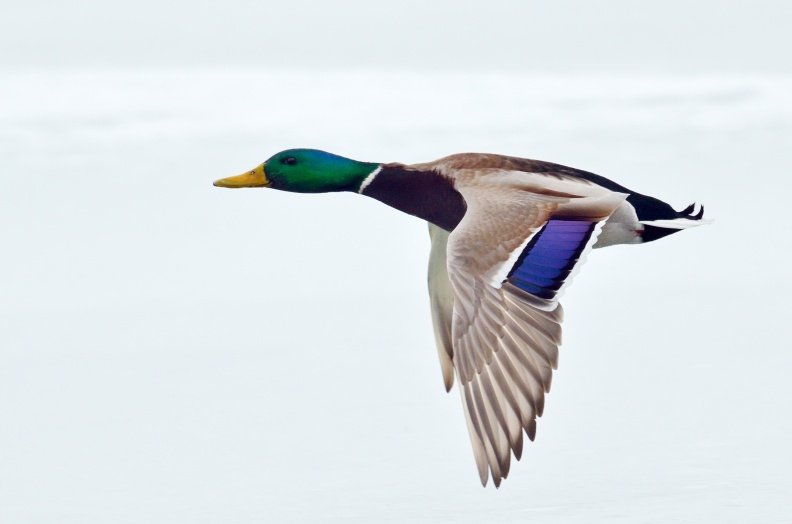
xmin=359 ymin=153 xmax=704 ymax=247
xmin=214 ymin=149 xmax=707 ymax=487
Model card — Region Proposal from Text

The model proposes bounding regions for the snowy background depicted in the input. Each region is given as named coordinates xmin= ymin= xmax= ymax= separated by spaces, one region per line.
xmin=2 ymin=2 xmax=791 ymax=523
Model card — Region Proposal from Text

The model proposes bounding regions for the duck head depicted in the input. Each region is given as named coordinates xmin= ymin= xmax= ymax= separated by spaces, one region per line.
xmin=213 ymin=149 xmax=379 ymax=193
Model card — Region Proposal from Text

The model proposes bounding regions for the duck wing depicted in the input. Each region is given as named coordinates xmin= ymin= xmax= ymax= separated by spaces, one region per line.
xmin=428 ymin=223 xmax=456 ymax=392
xmin=444 ymin=173 xmax=627 ymax=487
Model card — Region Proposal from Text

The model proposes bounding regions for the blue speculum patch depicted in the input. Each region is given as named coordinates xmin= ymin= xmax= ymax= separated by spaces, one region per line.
xmin=507 ymin=219 xmax=596 ymax=300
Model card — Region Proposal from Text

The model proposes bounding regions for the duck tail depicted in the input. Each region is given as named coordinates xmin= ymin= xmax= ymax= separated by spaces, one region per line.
xmin=639 ymin=202 xmax=711 ymax=242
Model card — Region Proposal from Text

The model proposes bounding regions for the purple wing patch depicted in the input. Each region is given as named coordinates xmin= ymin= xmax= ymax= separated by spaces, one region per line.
xmin=507 ymin=219 xmax=597 ymax=300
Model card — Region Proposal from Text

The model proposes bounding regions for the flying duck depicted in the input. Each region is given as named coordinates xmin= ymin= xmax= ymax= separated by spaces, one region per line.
xmin=214 ymin=149 xmax=707 ymax=487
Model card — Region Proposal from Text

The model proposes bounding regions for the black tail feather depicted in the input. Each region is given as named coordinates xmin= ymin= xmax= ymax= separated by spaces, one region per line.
xmin=640 ymin=202 xmax=706 ymax=243
xmin=692 ymin=205 xmax=704 ymax=220
xmin=680 ymin=202 xmax=696 ymax=215
xmin=676 ymin=202 xmax=705 ymax=220
xmin=641 ymin=224 xmax=680 ymax=242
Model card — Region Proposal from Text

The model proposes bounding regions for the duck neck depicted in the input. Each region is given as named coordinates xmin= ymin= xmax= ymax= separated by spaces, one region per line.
xmin=358 ymin=164 xmax=466 ymax=231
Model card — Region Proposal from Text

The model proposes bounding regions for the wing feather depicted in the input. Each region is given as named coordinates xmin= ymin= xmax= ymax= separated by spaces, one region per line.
xmin=441 ymin=172 xmax=627 ymax=486
xmin=427 ymin=224 xmax=455 ymax=391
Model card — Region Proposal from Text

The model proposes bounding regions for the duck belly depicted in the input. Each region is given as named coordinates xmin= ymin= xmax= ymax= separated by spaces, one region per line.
xmin=593 ymin=201 xmax=643 ymax=248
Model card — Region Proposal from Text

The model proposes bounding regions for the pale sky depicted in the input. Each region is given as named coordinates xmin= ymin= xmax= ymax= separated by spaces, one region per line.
xmin=1 ymin=0 xmax=790 ymax=73
xmin=2 ymin=2 xmax=792 ymax=520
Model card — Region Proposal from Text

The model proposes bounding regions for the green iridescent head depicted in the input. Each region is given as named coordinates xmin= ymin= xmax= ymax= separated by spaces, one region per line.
xmin=214 ymin=149 xmax=379 ymax=193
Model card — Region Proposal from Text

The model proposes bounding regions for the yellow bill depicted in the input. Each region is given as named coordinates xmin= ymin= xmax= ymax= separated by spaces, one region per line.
xmin=213 ymin=163 xmax=269 ymax=188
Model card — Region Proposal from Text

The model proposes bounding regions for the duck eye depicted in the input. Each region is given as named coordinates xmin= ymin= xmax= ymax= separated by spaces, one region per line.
xmin=283 ymin=156 xmax=297 ymax=166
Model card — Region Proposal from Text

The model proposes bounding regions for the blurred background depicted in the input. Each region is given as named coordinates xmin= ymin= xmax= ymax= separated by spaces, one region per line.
xmin=1 ymin=1 xmax=791 ymax=522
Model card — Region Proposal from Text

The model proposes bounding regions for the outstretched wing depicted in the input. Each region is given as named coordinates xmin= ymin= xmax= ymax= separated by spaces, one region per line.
xmin=445 ymin=177 xmax=626 ymax=487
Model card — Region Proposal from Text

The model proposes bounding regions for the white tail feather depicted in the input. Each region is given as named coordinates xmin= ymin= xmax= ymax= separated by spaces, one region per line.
xmin=640 ymin=218 xmax=712 ymax=229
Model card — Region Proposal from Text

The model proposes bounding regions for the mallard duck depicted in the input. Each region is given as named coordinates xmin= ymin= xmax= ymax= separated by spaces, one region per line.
xmin=214 ymin=149 xmax=707 ymax=487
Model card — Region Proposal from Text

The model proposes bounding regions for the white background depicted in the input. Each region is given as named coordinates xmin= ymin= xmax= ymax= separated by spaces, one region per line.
xmin=1 ymin=2 xmax=791 ymax=523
